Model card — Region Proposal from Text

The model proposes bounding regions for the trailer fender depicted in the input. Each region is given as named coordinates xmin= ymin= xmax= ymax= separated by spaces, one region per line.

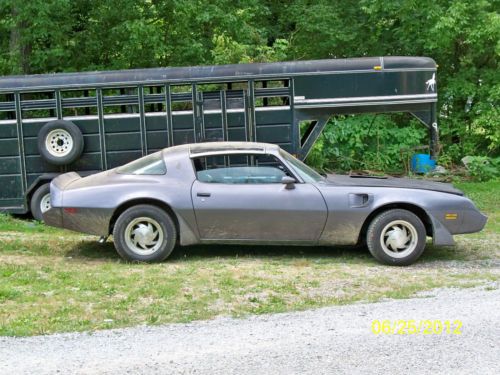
xmin=26 ymin=173 xmax=61 ymax=220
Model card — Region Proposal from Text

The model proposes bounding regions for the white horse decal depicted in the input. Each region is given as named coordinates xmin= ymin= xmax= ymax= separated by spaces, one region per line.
xmin=426 ymin=73 xmax=436 ymax=92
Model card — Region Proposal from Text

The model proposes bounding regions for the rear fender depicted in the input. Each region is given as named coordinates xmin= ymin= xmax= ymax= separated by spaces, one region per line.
xmin=50 ymin=172 xmax=82 ymax=207
xmin=51 ymin=172 xmax=82 ymax=191
xmin=108 ymin=198 xmax=200 ymax=246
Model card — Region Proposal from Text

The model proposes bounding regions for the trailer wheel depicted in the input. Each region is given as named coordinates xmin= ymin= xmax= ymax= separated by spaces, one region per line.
xmin=30 ymin=183 xmax=51 ymax=221
xmin=38 ymin=120 xmax=84 ymax=165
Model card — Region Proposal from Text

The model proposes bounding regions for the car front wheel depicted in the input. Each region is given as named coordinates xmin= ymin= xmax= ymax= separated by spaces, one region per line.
xmin=366 ymin=209 xmax=426 ymax=266
xmin=113 ymin=205 xmax=177 ymax=262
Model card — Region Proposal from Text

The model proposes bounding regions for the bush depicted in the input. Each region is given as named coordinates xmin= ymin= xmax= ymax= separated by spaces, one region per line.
xmin=464 ymin=157 xmax=500 ymax=182
xmin=306 ymin=114 xmax=426 ymax=173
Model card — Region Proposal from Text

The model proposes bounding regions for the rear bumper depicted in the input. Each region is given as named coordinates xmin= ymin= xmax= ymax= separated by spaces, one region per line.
xmin=44 ymin=172 xmax=113 ymax=236
xmin=43 ymin=207 xmax=63 ymax=229
xmin=43 ymin=207 xmax=113 ymax=236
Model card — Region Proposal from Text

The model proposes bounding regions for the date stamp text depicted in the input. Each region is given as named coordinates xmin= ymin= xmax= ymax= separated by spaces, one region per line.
xmin=371 ymin=320 xmax=463 ymax=335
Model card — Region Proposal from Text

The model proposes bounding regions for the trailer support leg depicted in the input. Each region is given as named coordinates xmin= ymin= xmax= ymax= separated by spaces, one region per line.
xmin=410 ymin=104 xmax=439 ymax=160
xmin=297 ymin=116 xmax=330 ymax=161
xmin=430 ymin=122 xmax=439 ymax=160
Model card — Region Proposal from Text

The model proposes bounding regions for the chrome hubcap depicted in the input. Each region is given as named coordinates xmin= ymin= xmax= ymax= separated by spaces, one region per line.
xmin=40 ymin=193 xmax=51 ymax=214
xmin=45 ymin=129 xmax=74 ymax=157
xmin=124 ymin=217 xmax=164 ymax=256
xmin=380 ymin=220 xmax=418 ymax=258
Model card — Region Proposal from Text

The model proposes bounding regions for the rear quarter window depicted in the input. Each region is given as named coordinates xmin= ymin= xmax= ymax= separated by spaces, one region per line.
xmin=116 ymin=151 xmax=166 ymax=175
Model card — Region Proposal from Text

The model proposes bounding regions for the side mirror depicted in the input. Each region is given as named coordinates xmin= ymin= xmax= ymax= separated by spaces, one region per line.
xmin=281 ymin=176 xmax=296 ymax=190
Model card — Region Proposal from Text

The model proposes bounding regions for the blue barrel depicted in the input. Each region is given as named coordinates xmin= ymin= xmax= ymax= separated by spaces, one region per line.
xmin=411 ymin=154 xmax=436 ymax=173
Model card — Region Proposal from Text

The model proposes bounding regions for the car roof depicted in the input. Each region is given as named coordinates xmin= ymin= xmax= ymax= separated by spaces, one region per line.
xmin=186 ymin=142 xmax=280 ymax=157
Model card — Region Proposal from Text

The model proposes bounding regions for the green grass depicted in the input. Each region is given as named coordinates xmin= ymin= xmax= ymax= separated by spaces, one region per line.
xmin=0 ymin=214 xmax=63 ymax=234
xmin=0 ymin=180 xmax=498 ymax=336
xmin=454 ymin=180 xmax=500 ymax=211
xmin=455 ymin=179 xmax=500 ymax=234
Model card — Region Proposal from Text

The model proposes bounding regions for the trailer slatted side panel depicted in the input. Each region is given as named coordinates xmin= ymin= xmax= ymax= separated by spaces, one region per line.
xmin=255 ymin=109 xmax=292 ymax=153
xmin=0 ymin=57 xmax=439 ymax=214
xmin=145 ymin=114 xmax=169 ymax=152
xmin=69 ymin=117 xmax=102 ymax=171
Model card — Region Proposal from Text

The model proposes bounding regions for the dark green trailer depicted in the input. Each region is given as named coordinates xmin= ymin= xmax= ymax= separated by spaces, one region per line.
xmin=0 ymin=56 xmax=438 ymax=219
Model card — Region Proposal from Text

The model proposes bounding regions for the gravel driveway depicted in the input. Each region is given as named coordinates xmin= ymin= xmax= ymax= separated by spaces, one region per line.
xmin=1 ymin=286 xmax=499 ymax=375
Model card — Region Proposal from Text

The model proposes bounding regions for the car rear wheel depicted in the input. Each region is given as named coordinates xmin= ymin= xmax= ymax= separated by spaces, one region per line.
xmin=366 ymin=209 xmax=426 ymax=266
xmin=30 ymin=183 xmax=51 ymax=221
xmin=113 ymin=205 xmax=177 ymax=262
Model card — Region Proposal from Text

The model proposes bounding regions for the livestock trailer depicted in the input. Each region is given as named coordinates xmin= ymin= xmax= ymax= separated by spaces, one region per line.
xmin=0 ymin=56 xmax=438 ymax=220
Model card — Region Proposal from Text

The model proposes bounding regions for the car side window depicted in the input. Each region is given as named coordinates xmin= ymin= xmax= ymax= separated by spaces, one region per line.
xmin=192 ymin=154 xmax=293 ymax=184
xmin=116 ymin=151 xmax=166 ymax=175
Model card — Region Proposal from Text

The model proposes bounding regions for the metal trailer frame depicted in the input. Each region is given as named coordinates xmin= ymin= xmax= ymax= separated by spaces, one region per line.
xmin=0 ymin=56 xmax=438 ymax=215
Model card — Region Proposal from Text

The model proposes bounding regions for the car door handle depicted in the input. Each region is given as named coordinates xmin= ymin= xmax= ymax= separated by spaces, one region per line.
xmin=197 ymin=192 xmax=211 ymax=197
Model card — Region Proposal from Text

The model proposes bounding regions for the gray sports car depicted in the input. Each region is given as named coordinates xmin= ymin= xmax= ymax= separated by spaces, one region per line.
xmin=44 ymin=142 xmax=487 ymax=266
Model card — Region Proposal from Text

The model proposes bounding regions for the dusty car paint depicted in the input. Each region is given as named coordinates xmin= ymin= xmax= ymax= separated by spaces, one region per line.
xmin=44 ymin=142 xmax=487 ymax=248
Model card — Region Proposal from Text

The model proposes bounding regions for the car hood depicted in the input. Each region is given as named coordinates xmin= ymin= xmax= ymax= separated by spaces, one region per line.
xmin=324 ymin=174 xmax=464 ymax=195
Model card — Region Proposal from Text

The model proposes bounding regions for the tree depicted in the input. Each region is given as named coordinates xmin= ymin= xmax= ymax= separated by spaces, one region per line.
xmin=0 ymin=0 xmax=497 ymax=167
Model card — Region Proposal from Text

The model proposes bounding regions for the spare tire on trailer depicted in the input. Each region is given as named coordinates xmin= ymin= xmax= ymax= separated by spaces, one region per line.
xmin=38 ymin=120 xmax=84 ymax=166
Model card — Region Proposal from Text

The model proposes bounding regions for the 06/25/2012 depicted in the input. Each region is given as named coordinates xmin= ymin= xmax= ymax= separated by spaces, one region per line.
xmin=371 ymin=319 xmax=462 ymax=335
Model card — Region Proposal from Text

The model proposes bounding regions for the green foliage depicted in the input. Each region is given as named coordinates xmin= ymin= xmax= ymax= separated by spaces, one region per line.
xmin=465 ymin=157 xmax=500 ymax=182
xmin=0 ymin=0 xmax=498 ymax=171
xmin=306 ymin=115 xmax=426 ymax=172
xmin=212 ymin=35 xmax=289 ymax=64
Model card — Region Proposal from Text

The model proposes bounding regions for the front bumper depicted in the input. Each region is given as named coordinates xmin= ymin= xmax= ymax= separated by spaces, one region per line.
xmin=457 ymin=210 xmax=488 ymax=234
xmin=430 ymin=208 xmax=488 ymax=246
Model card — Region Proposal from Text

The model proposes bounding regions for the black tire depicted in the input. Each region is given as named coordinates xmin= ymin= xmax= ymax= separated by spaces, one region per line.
xmin=112 ymin=205 xmax=177 ymax=262
xmin=366 ymin=209 xmax=427 ymax=266
xmin=37 ymin=120 xmax=84 ymax=166
xmin=30 ymin=183 xmax=51 ymax=221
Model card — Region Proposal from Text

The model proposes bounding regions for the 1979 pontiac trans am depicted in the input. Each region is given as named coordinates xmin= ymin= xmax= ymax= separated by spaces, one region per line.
xmin=44 ymin=142 xmax=487 ymax=266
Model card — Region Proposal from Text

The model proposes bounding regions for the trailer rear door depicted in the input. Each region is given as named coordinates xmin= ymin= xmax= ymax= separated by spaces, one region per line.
xmin=0 ymin=116 xmax=25 ymax=209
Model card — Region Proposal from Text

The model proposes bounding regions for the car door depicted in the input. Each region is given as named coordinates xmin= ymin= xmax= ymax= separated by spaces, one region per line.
xmin=190 ymin=153 xmax=327 ymax=242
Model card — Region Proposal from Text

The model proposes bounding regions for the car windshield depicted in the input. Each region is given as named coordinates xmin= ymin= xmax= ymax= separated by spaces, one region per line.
xmin=280 ymin=150 xmax=324 ymax=183
xmin=116 ymin=151 xmax=166 ymax=175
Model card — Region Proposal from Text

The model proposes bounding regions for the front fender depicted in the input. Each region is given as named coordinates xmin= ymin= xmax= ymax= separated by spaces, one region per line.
xmin=317 ymin=185 xmax=476 ymax=246
xmin=366 ymin=201 xmax=456 ymax=246
xmin=428 ymin=214 xmax=455 ymax=246
xmin=370 ymin=191 xmax=488 ymax=246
